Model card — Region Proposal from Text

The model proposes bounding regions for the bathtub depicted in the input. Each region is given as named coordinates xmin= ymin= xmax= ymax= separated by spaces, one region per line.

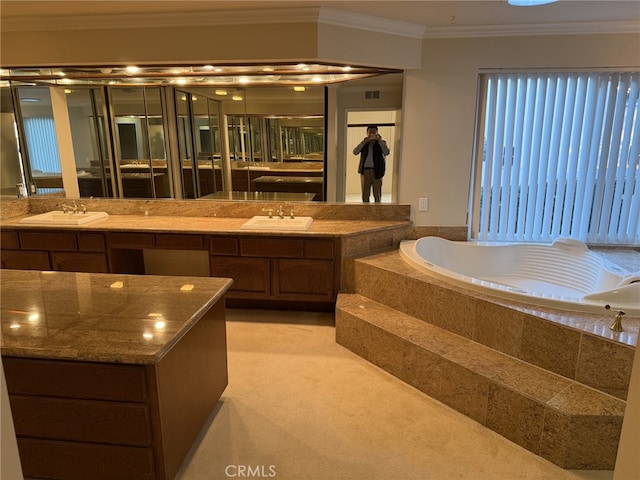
xmin=399 ymin=237 xmax=640 ymax=316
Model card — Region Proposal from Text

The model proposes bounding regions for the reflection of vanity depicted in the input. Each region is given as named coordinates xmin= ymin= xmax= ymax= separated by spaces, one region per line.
xmin=252 ymin=176 xmax=324 ymax=201
xmin=78 ymin=173 xmax=167 ymax=198
xmin=1 ymin=269 xmax=231 ymax=480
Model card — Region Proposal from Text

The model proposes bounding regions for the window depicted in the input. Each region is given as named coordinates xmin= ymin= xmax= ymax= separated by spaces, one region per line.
xmin=23 ymin=116 xmax=61 ymax=174
xmin=470 ymin=71 xmax=639 ymax=245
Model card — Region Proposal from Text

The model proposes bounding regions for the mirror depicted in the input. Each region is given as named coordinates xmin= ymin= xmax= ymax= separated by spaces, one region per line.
xmin=3 ymin=72 xmax=405 ymax=203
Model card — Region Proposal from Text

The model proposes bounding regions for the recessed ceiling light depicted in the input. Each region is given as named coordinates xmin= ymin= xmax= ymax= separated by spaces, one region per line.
xmin=293 ymin=86 xmax=306 ymax=92
xmin=507 ymin=0 xmax=557 ymax=5
xmin=232 ymin=95 xmax=243 ymax=101
xmin=125 ymin=66 xmax=140 ymax=74
xmin=215 ymin=89 xmax=228 ymax=96
xmin=342 ymin=66 xmax=352 ymax=72
xmin=312 ymin=76 xmax=322 ymax=82
xmin=239 ymin=76 xmax=249 ymax=84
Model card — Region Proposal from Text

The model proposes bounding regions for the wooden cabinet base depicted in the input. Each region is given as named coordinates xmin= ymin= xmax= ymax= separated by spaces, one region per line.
xmin=17 ymin=439 xmax=155 ymax=480
xmin=5 ymin=299 xmax=228 ymax=480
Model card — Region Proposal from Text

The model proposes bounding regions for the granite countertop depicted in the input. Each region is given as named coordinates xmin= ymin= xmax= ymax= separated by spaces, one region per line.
xmin=1 ymin=214 xmax=410 ymax=236
xmin=0 ymin=269 xmax=232 ymax=364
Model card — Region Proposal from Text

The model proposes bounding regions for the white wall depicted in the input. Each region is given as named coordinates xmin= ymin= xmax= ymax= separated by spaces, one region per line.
xmin=401 ymin=33 xmax=640 ymax=226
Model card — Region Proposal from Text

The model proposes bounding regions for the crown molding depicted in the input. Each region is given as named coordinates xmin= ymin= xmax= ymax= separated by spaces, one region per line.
xmin=317 ymin=8 xmax=426 ymax=39
xmin=423 ymin=20 xmax=640 ymax=38
xmin=0 ymin=6 xmax=425 ymax=38
xmin=0 ymin=7 xmax=323 ymax=32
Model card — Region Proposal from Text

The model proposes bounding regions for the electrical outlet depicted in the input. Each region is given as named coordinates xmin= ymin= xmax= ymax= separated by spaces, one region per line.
xmin=419 ymin=198 xmax=429 ymax=211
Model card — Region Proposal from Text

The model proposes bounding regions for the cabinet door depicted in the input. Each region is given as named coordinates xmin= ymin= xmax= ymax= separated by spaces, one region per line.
xmin=1 ymin=231 xmax=20 ymax=249
xmin=273 ymin=259 xmax=335 ymax=301
xmin=20 ymin=231 xmax=76 ymax=251
xmin=51 ymin=252 xmax=109 ymax=273
xmin=211 ymin=256 xmax=269 ymax=297
xmin=77 ymin=233 xmax=106 ymax=252
xmin=0 ymin=250 xmax=50 ymax=270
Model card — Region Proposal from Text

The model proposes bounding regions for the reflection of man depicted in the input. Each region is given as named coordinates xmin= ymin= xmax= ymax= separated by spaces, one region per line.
xmin=353 ymin=125 xmax=389 ymax=203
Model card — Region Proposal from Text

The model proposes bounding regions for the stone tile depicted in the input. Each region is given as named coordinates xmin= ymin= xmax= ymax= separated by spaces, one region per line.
xmin=399 ymin=344 xmax=442 ymax=398
xmin=561 ymin=415 xmax=623 ymax=470
xmin=542 ymin=406 xmax=624 ymax=470
xmin=547 ymin=383 xmax=626 ymax=417
xmin=539 ymin=408 xmax=570 ymax=468
xmin=438 ymin=360 xmax=489 ymax=424
xmin=473 ymin=300 xmax=524 ymax=357
xmin=520 ymin=314 xmax=581 ymax=379
xmin=444 ymin=341 xmax=517 ymax=378
xmin=576 ymin=334 xmax=635 ymax=399
xmin=486 ymin=383 xmax=545 ymax=454
xmin=430 ymin=284 xmax=476 ymax=339
xmin=493 ymin=362 xmax=572 ymax=403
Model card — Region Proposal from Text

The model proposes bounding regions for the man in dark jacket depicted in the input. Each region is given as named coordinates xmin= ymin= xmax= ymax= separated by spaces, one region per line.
xmin=353 ymin=125 xmax=389 ymax=202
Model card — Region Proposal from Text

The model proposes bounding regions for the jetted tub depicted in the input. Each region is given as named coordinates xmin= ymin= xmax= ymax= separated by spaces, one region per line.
xmin=399 ymin=236 xmax=640 ymax=316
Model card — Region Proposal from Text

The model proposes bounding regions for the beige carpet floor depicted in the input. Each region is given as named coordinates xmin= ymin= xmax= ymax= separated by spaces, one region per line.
xmin=175 ymin=308 xmax=615 ymax=480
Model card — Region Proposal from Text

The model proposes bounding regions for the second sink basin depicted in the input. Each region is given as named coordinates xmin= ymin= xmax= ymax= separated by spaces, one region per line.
xmin=19 ymin=211 xmax=109 ymax=226
xmin=240 ymin=216 xmax=313 ymax=231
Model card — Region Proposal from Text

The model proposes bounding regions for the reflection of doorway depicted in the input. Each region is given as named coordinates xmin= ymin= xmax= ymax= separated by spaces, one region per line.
xmin=117 ymin=123 xmax=138 ymax=159
xmin=345 ymin=110 xmax=398 ymax=203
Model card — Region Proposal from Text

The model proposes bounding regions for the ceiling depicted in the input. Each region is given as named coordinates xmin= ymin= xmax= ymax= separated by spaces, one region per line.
xmin=1 ymin=0 xmax=639 ymax=35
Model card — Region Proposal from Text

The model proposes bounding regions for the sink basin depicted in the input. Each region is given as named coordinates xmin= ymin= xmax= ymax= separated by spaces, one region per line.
xmin=19 ymin=211 xmax=109 ymax=226
xmin=240 ymin=216 xmax=313 ymax=231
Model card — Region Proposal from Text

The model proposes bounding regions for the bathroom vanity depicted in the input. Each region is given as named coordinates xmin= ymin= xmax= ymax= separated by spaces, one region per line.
xmin=0 ymin=202 xmax=412 ymax=310
xmin=1 ymin=269 xmax=232 ymax=480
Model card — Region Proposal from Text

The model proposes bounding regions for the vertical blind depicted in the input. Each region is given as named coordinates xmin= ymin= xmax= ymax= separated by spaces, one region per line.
xmin=23 ymin=116 xmax=61 ymax=174
xmin=473 ymin=71 xmax=639 ymax=245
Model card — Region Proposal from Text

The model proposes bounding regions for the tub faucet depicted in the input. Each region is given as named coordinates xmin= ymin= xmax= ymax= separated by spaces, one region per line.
xmin=605 ymin=305 xmax=625 ymax=332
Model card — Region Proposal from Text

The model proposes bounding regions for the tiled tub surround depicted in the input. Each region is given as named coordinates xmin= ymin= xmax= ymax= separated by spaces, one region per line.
xmin=336 ymin=250 xmax=637 ymax=469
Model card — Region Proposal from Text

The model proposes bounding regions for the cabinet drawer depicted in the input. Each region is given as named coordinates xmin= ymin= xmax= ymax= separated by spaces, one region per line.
xmin=77 ymin=232 xmax=106 ymax=252
xmin=0 ymin=250 xmax=50 ymax=270
xmin=20 ymin=231 xmax=76 ymax=251
xmin=303 ymin=239 xmax=335 ymax=259
xmin=210 ymin=235 xmax=238 ymax=255
xmin=1 ymin=230 xmax=19 ymax=249
xmin=17 ymin=438 xmax=154 ymax=480
xmin=109 ymin=232 xmax=155 ymax=248
xmin=240 ymin=237 xmax=303 ymax=257
xmin=52 ymin=251 xmax=109 ymax=273
xmin=3 ymin=357 xmax=148 ymax=402
xmin=156 ymin=233 xmax=203 ymax=249
xmin=11 ymin=396 xmax=151 ymax=446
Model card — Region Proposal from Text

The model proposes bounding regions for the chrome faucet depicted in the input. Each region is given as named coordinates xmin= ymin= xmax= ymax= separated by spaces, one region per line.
xmin=62 ymin=201 xmax=87 ymax=214
xmin=262 ymin=207 xmax=274 ymax=219
xmin=605 ymin=304 xmax=625 ymax=332
xmin=277 ymin=204 xmax=285 ymax=219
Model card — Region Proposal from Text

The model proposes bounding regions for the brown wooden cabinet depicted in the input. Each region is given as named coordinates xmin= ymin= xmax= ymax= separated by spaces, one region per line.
xmin=0 ymin=250 xmax=51 ymax=270
xmin=0 ymin=229 xmax=108 ymax=273
xmin=211 ymin=235 xmax=339 ymax=306
xmin=3 ymin=298 xmax=228 ymax=480
xmin=1 ymin=226 xmax=341 ymax=309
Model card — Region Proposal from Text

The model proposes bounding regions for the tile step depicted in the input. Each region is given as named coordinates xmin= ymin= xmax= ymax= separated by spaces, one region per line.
xmin=336 ymin=293 xmax=625 ymax=470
